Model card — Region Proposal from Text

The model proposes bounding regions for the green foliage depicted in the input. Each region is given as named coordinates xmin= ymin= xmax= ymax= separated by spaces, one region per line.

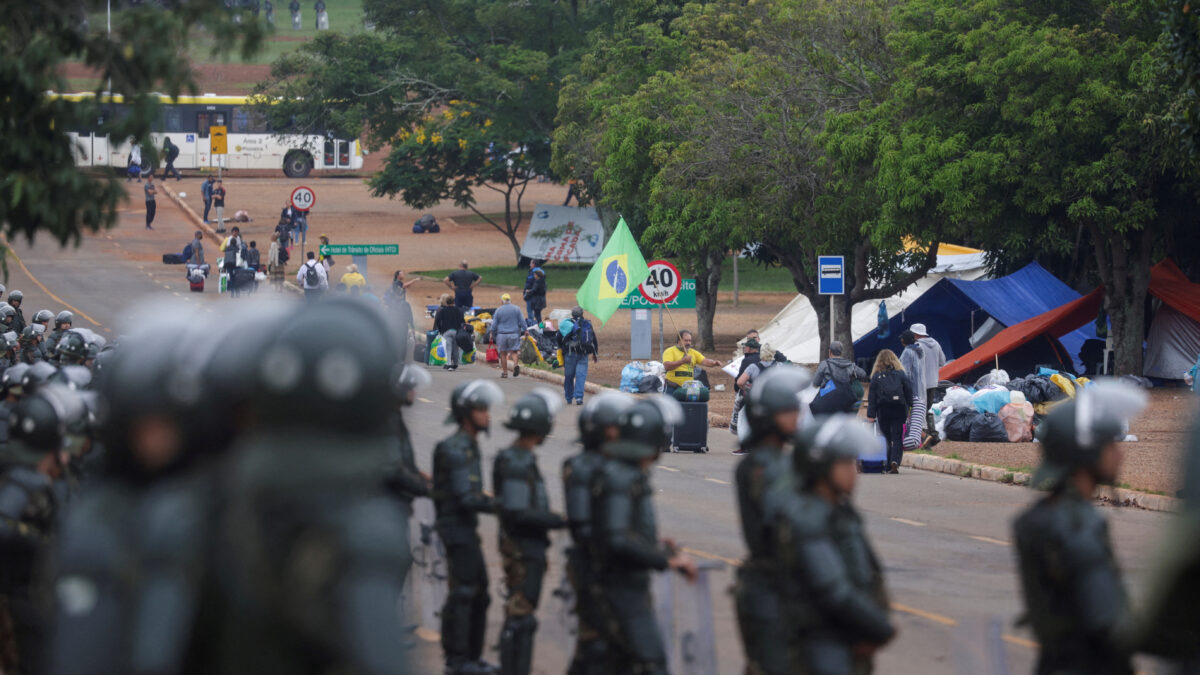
xmin=1 ymin=2 xmax=263 ymax=250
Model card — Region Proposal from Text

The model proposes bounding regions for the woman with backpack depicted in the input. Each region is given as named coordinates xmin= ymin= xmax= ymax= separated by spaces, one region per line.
xmin=866 ymin=349 xmax=915 ymax=474
xmin=432 ymin=294 xmax=465 ymax=371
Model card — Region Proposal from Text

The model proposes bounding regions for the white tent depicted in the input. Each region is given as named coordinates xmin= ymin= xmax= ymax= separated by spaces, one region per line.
xmin=724 ymin=252 xmax=989 ymax=376
xmin=1143 ymin=304 xmax=1200 ymax=380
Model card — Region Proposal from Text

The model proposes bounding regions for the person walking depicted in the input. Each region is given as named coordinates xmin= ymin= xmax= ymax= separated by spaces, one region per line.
xmin=729 ymin=334 xmax=761 ymax=435
xmin=128 ymin=141 xmax=143 ymax=182
xmin=201 ymin=176 xmax=216 ymax=223
xmin=559 ymin=306 xmax=597 ymax=405
xmin=488 ymin=294 xmax=525 ymax=379
xmin=435 ymin=380 xmax=504 ymax=675
xmin=865 ymin=349 xmax=914 ymax=474
xmin=161 ymin=137 xmax=182 ymax=181
xmin=662 ymin=330 xmax=722 ymax=392
xmin=493 ymin=390 xmax=566 ymax=675
xmin=809 ymin=340 xmax=867 ymax=414
xmin=317 ymin=234 xmax=334 ymax=272
xmin=212 ymin=179 xmax=227 ymax=232
xmin=186 ymin=230 xmax=205 ymax=265
xmin=1013 ymin=382 xmax=1147 ymax=675
xmin=313 ymin=0 xmax=325 ymax=28
xmin=433 ymin=294 xmax=466 ymax=371
xmin=144 ymin=175 xmax=157 ymax=230
xmin=289 ymin=0 xmax=300 ymax=28
xmin=898 ymin=329 xmax=930 ymax=446
xmin=296 ymin=251 xmax=328 ymax=301
xmin=910 ymin=323 xmax=946 ymax=431
xmin=523 ymin=268 xmax=546 ymax=324
xmin=443 ymin=260 xmax=482 ymax=312
xmin=245 ymin=241 xmax=261 ymax=272
xmin=267 ymin=234 xmax=285 ymax=291
xmin=522 ymin=264 xmax=543 ymax=323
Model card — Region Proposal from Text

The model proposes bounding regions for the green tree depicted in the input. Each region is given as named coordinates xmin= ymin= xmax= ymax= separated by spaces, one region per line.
xmin=876 ymin=0 xmax=1193 ymax=375
xmin=255 ymin=0 xmax=606 ymax=262
xmin=1 ymin=2 xmax=262 ymax=250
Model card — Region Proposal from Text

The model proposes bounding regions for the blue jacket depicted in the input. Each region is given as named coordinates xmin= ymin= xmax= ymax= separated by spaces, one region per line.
xmin=201 ymin=180 xmax=214 ymax=201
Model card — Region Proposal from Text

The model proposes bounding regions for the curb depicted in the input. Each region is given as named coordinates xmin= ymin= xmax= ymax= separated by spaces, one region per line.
xmin=159 ymin=184 xmax=302 ymax=295
xmin=516 ymin=365 xmax=606 ymax=395
xmin=900 ymin=453 xmax=1177 ymax=513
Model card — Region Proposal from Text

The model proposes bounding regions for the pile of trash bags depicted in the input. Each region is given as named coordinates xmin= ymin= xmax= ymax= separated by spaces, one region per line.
xmin=620 ymin=361 xmax=665 ymax=394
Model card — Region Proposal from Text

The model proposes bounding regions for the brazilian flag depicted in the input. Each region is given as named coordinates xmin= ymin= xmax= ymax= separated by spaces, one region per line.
xmin=575 ymin=218 xmax=650 ymax=324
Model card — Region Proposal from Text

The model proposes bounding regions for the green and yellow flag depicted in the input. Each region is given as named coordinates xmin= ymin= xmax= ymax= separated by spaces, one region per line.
xmin=576 ymin=218 xmax=649 ymax=324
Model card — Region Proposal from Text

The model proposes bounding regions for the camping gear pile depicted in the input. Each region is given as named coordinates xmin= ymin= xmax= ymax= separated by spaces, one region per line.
xmin=412 ymin=214 xmax=441 ymax=234
xmin=933 ymin=367 xmax=1106 ymax=443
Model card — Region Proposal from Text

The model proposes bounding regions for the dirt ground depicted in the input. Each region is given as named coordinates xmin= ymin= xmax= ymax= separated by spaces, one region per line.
xmin=928 ymin=388 xmax=1194 ymax=497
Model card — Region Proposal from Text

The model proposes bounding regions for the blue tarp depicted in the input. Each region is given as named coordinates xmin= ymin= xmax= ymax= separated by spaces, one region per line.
xmin=853 ymin=263 xmax=1097 ymax=373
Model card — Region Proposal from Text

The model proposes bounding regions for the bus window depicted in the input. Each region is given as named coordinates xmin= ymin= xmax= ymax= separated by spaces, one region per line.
xmin=324 ymin=139 xmax=335 ymax=166
xmin=232 ymin=107 xmax=269 ymax=133
xmin=163 ymin=107 xmax=185 ymax=133
xmin=197 ymin=112 xmax=227 ymax=136
xmin=338 ymin=140 xmax=350 ymax=166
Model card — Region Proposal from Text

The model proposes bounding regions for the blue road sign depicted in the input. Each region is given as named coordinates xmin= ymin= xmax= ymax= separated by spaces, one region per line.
xmin=818 ymin=255 xmax=844 ymax=295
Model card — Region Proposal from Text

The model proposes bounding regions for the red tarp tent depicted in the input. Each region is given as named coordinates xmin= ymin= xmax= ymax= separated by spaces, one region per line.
xmin=940 ymin=260 xmax=1200 ymax=381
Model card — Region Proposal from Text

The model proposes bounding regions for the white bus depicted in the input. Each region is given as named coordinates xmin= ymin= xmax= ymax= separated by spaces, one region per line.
xmin=57 ymin=92 xmax=363 ymax=177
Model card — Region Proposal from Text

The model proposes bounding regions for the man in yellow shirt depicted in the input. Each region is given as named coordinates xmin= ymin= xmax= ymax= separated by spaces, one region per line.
xmin=340 ymin=263 xmax=366 ymax=288
xmin=662 ymin=330 xmax=723 ymax=391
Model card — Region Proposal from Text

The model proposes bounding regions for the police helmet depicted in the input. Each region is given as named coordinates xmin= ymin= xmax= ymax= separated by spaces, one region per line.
xmin=2 ymin=363 xmax=30 ymax=396
xmin=8 ymin=384 xmax=86 ymax=453
xmin=0 ymin=306 xmax=16 ymax=321
xmin=252 ymin=297 xmax=404 ymax=432
xmin=1032 ymin=380 xmax=1147 ymax=490
xmin=447 ymin=379 xmax=505 ymax=426
xmin=744 ymin=365 xmax=810 ymax=440
xmin=578 ymin=392 xmax=635 ymax=449
xmin=610 ymin=396 xmax=684 ymax=460
xmin=793 ymin=415 xmax=875 ymax=483
xmin=22 ymin=361 xmax=59 ymax=392
xmin=18 ymin=326 xmax=38 ymax=345
xmin=8 ymin=291 xmax=22 ymax=304
xmin=395 ymin=363 xmax=432 ymax=407
xmin=33 ymin=310 xmax=53 ymax=325
xmin=50 ymin=365 xmax=93 ymax=391
xmin=504 ymin=388 xmax=562 ymax=436
xmin=57 ymin=331 xmax=88 ymax=362
xmin=3 ymin=331 xmax=17 ymax=352
xmin=56 ymin=311 xmax=73 ymax=327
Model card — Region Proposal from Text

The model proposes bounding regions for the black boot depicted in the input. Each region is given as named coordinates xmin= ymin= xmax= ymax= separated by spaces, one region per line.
xmin=499 ymin=616 xmax=536 ymax=675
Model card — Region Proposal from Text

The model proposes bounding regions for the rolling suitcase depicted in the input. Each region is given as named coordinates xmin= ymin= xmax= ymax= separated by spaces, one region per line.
xmin=189 ymin=278 xmax=204 ymax=292
xmin=670 ymin=401 xmax=709 ymax=453
xmin=859 ymin=422 xmax=888 ymax=473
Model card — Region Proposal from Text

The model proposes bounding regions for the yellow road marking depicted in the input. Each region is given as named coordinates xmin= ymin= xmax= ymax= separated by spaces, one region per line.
xmin=704 ymin=477 xmax=729 ymax=485
xmin=657 ymin=466 xmax=681 ymax=473
xmin=414 ymin=627 xmax=440 ymax=642
xmin=1002 ymin=634 xmax=1038 ymax=649
xmin=969 ymin=535 xmax=1010 ymax=546
xmin=4 ymin=246 xmax=102 ymax=327
xmin=417 ymin=397 xmax=434 ymax=404
xmin=891 ymin=603 xmax=957 ymax=626
xmin=889 ymin=517 xmax=926 ymax=527
xmin=681 ymin=547 xmax=742 ymax=567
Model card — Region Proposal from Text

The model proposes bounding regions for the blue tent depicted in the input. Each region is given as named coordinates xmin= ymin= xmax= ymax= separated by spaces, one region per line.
xmin=853 ymin=263 xmax=1098 ymax=373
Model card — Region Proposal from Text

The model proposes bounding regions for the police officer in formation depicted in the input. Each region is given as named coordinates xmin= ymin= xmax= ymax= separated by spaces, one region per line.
xmin=562 ymin=392 xmax=634 ymax=675
xmin=493 ymin=389 xmax=565 ymax=675
xmin=734 ymin=366 xmax=811 ymax=675
xmin=385 ymin=363 xmax=434 ymax=587
xmin=435 ymin=379 xmax=504 ymax=674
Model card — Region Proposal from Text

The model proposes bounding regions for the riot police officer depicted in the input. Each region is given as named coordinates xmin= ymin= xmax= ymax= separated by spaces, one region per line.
xmin=18 ymin=326 xmax=42 ymax=364
xmin=0 ymin=305 xmax=18 ymax=336
xmin=211 ymin=297 xmax=414 ymax=675
xmin=562 ymin=392 xmax=634 ymax=675
xmin=47 ymin=311 xmax=72 ymax=360
xmin=735 ymin=365 xmax=809 ymax=675
xmin=435 ymin=379 xmax=504 ymax=675
xmin=8 ymin=292 xmax=25 ymax=334
xmin=0 ymin=384 xmax=77 ymax=675
xmin=494 ymin=389 xmax=566 ymax=675
xmin=1013 ymin=381 xmax=1147 ymax=675
xmin=590 ymin=396 xmax=697 ymax=675
xmin=31 ymin=311 xmax=52 ymax=361
xmin=0 ymin=331 xmax=16 ymax=372
xmin=384 ymin=363 xmax=434 ymax=586
xmin=774 ymin=415 xmax=895 ymax=674
xmin=56 ymin=331 xmax=90 ymax=367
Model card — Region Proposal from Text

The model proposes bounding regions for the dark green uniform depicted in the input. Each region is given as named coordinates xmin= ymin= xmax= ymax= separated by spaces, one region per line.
xmin=734 ymin=442 xmax=790 ymax=675
xmin=494 ymin=446 xmax=564 ymax=675
xmin=773 ymin=490 xmax=893 ymax=674
xmin=590 ymin=442 xmax=671 ymax=675
xmin=562 ymin=449 xmax=606 ymax=674
xmin=0 ymin=466 xmax=59 ymax=675
xmin=434 ymin=430 xmax=495 ymax=671
xmin=1013 ymin=485 xmax=1132 ymax=675
xmin=384 ymin=414 xmax=429 ymax=586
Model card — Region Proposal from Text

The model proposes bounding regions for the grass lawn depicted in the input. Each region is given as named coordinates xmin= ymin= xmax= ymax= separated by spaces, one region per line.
xmin=415 ymin=258 xmax=796 ymax=293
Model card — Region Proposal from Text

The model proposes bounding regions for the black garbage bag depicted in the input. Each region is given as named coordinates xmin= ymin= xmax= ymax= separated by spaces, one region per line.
xmin=455 ymin=329 xmax=476 ymax=353
xmin=944 ymin=410 xmax=980 ymax=442
xmin=969 ymin=412 xmax=1009 ymax=443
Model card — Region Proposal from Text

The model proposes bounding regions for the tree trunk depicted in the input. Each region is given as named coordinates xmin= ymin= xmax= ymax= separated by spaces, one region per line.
xmin=835 ymin=296 xmax=857 ymax=364
xmin=811 ymin=294 xmax=831 ymax=366
xmin=1107 ymin=291 xmax=1147 ymax=376
xmin=1087 ymin=221 xmax=1153 ymax=376
xmin=693 ymin=250 xmax=723 ymax=352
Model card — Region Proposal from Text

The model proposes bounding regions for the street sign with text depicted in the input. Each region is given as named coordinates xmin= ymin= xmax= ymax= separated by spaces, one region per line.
xmin=818 ymin=255 xmax=844 ymax=295
xmin=319 ymin=244 xmax=399 ymax=256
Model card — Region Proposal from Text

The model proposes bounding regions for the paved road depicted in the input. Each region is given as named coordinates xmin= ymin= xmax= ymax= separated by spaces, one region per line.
xmin=5 ymin=184 xmax=1179 ymax=674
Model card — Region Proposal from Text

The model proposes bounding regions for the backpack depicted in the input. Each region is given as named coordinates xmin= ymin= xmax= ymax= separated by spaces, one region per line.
xmin=304 ymin=261 xmax=320 ymax=287
xmin=181 ymin=243 xmax=194 ymax=262
xmin=873 ymin=371 xmax=907 ymax=407
xmin=568 ymin=318 xmax=594 ymax=351
xmin=278 ymin=246 xmax=289 ymax=265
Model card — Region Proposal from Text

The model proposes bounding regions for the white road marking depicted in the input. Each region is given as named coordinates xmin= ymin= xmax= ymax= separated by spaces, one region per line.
xmin=657 ymin=466 xmax=681 ymax=473
xmin=417 ymin=397 xmax=434 ymax=403
xmin=704 ymin=477 xmax=729 ymax=485
xmin=889 ymin=517 xmax=926 ymax=527
xmin=969 ymin=535 xmax=1010 ymax=546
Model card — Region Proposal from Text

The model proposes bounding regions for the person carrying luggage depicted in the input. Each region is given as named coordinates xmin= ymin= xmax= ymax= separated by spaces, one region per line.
xmin=865 ymin=349 xmax=914 ymax=474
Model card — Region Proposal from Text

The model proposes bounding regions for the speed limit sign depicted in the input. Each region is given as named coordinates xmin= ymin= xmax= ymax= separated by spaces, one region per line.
xmin=290 ymin=185 xmax=316 ymax=212
xmin=638 ymin=260 xmax=682 ymax=304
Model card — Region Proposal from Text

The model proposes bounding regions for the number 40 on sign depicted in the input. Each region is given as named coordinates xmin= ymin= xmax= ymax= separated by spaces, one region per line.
xmin=290 ymin=186 xmax=316 ymax=212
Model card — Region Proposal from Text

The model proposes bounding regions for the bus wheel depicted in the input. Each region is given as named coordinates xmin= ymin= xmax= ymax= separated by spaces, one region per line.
xmin=283 ymin=151 xmax=313 ymax=178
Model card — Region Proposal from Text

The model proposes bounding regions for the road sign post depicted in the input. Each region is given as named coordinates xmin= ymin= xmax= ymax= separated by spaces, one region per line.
xmin=637 ymin=260 xmax=680 ymax=357
xmin=818 ymin=255 xmax=845 ymax=352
